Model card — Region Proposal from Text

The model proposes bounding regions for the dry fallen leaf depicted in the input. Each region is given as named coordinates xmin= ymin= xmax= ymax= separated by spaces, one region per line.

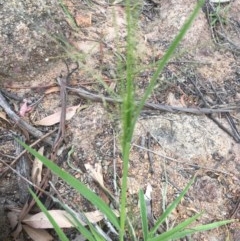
xmin=44 ymin=86 xmax=60 ymax=95
xmin=0 ymin=111 xmax=9 ymax=123
xmin=85 ymin=163 xmax=104 ymax=186
xmin=127 ymin=177 xmax=141 ymax=195
xmin=144 ymin=184 xmax=154 ymax=225
xmin=7 ymin=211 xmax=22 ymax=239
xmin=34 ymin=105 xmax=83 ymax=126
xmin=22 ymin=210 xmax=104 ymax=229
xmin=85 ymin=163 xmax=110 ymax=204
xmin=167 ymin=92 xmax=183 ymax=107
xmin=7 ymin=211 xmax=19 ymax=229
xmin=23 ymin=225 xmax=53 ymax=241
xmin=31 ymin=146 xmax=44 ymax=186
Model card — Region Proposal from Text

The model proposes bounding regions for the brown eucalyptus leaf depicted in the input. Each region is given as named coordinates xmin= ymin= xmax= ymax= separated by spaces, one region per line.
xmin=22 ymin=210 xmax=104 ymax=229
xmin=85 ymin=163 xmax=104 ymax=186
xmin=7 ymin=211 xmax=22 ymax=239
xmin=85 ymin=163 xmax=110 ymax=204
xmin=23 ymin=225 xmax=53 ymax=241
xmin=0 ymin=111 xmax=9 ymax=123
xmin=34 ymin=105 xmax=81 ymax=126
xmin=44 ymin=86 xmax=60 ymax=94
xmin=31 ymin=146 xmax=44 ymax=186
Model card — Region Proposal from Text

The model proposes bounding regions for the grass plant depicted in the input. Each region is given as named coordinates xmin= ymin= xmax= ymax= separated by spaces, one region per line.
xmin=18 ymin=0 xmax=235 ymax=240
xmin=19 ymin=141 xmax=233 ymax=241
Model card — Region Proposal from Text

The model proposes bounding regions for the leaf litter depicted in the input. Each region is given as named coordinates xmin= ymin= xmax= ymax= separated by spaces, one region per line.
xmin=34 ymin=105 xmax=86 ymax=126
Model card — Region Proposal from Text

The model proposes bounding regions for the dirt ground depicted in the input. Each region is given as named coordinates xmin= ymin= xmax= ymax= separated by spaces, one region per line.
xmin=0 ymin=0 xmax=240 ymax=240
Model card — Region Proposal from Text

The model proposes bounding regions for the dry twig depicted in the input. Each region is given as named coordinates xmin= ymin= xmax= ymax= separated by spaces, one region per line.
xmin=67 ymin=86 xmax=237 ymax=114
xmin=0 ymin=91 xmax=53 ymax=146
xmin=0 ymin=129 xmax=57 ymax=177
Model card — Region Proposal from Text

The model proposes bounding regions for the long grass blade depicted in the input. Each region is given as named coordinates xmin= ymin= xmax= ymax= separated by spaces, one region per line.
xmin=88 ymin=224 xmax=106 ymax=241
xmin=18 ymin=139 xmax=120 ymax=230
xmin=59 ymin=200 xmax=96 ymax=241
xmin=29 ymin=189 xmax=69 ymax=241
xmin=166 ymin=219 xmax=234 ymax=240
xmin=69 ymin=217 xmax=97 ymax=241
xmin=149 ymin=212 xmax=203 ymax=241
xmin=119 ymin=3 xmax=205 ymax=236
xmin=132 ymin=0 xmax=205 ymax=128
xmin=58 ymin=0 xmax=78 ymax=30
xmin=119 ymin=0 xmax=139 ymax=239
xmin=63 ymin=198 xmax=109 ymax=241
xmin=125 ymin=216 xmax=137 ymax=241
xmin=149 ymin=178 xmax=194 ymax=236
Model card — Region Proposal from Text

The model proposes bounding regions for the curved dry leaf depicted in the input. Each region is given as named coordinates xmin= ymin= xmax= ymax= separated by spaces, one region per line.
xmin=44 ymin=86 xmax=60 ymax=95
xmin=0 ymin=111 xmax=9 ymax=123
xmin=85 ymin=163 xmax=110 ymax=204
xmin=23 ymin=225 xmax=53 ymax=241
xmin=31 ymin=146 xmax=44 ymax=186
xmin=22 ymin=210 xmax=104 ymax=229
xmin=7 ymin=211 xmax=19 ymax=229
xmin=34 ymin=105 xmax=81 ymax=126
xmin=85 ymin=163 xmax=104 ymax=186
xmin=7 ymin=211 xmax=22 ymax=239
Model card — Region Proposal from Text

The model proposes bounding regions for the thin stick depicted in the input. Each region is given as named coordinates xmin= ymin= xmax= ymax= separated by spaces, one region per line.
xmin=42 ymin=62 xmax=79 ymax=209
xmin=0 ymin=159 xmax=48 ymax=194
xmin=0 ymin=91 xmax=53 ymax=145
xmin=0 ymin=129 xmax=57 ymax=177
xmin=67 ymin=86 xmax=237 ymax=114
xmin=132 ymin=143 xmax=230 ymax=175
xmin=146 ymin=132 xmax=154 ymax=174
xmin=230 ymin=197 xmax=240 ymax=218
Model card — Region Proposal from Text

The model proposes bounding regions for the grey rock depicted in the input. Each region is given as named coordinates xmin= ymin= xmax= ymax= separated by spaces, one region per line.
xmin=0 ymin=0 xmax=69 ymax=82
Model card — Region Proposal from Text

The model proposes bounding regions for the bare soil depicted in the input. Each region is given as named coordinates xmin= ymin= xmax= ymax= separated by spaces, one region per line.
xmin=0 ymin=0 xmax=240 ymax=240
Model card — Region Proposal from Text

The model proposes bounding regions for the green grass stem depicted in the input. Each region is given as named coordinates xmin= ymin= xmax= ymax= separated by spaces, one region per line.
xmin=119 ymin=1 xmax=205 ymax=240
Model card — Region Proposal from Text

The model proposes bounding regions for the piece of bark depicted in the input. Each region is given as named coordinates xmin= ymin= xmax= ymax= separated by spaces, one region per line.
xmin=15 ymin=136 xmax=30 ymax=204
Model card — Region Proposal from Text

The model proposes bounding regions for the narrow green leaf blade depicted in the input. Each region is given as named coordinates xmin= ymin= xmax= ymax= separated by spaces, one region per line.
xmin=60 ymin=201 xmax=96 ymax=241
xmin=18 ymin=140 xmax=120 ymax=230
xmin=29 ymin=189 xmax=69 ymax=241
xmin=69 ymin=217 xmax=96 ymax=241
xmin=139 ymin=189 xmax=148 ymax=241
xmin=58 ymin=0 xmax=78 ymax=30
xmin=133 ymin=0 xmax=206 ymax=126
xmin=149 ymin=178 xmax=194 ymax=236
xmin=149 ymin=212 xmax=203 ymax=241
xmin=88 ymin=224 xmax=105 ymax=241
xmin=168 ymin=219 xmax=234 ymax=240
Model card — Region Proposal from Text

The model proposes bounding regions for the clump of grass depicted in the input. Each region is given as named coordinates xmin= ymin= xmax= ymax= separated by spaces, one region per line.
xmin=18 ymin=0 xmax=234 ymax=240
xmin=19 ymin=141 xmax=234 ymax=241
xmin=209 ymin=2 xmax=230 ymax=26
